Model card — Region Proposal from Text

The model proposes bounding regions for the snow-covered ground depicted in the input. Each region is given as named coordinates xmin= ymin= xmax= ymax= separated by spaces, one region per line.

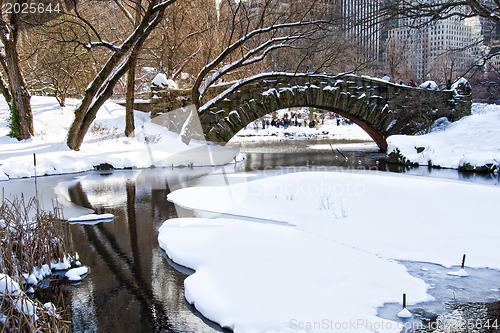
xmin=387 ymin=103 xmax=500 ymax=171
xmin=159 ymin=170 xmax=500 ymax=332
xmin=0 ymin=97 xmax=238 ymax=181
xmin=231 ymin=119 xmax=372 ymax=143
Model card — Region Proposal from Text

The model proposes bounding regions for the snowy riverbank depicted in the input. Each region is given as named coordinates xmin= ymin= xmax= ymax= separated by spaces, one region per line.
xmin=387 ymin=103 xmax=500 ymax=172
xmin=159 ymin=169 xmax=500 ymax=332
xmin=1 ymin=96 xmax=499 ymax=181
xmin=0 ymin=97 xmax=238 ymax=181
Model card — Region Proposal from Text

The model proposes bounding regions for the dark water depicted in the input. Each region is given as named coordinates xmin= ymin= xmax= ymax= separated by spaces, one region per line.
xmin=229 ymin=140 xmax=500 ymax=185
xmin=66 ymin=169 xmax=228 ymax=333
xmin=52 ymin=140 xmax=498 ymax=332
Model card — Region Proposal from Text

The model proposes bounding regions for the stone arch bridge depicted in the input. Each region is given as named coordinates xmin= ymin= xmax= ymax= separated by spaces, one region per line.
xmin=196 ymin=73 xmax=471 ymax=151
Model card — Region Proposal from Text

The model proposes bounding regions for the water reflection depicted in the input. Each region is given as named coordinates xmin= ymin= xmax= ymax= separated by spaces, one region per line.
xmin=229 ymin=140 xmax=500 ymax=186
xmin=64 ymin=144 xmax=498 ymax=332
xmin=68 ymin=169 xmax=228 ymax=333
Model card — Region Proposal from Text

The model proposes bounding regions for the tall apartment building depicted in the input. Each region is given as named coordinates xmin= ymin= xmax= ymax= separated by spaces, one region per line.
xmin=388 ymin=4 xmax=487 ymax=81
xmin=341 ymin=0 xmax=383 ymax=63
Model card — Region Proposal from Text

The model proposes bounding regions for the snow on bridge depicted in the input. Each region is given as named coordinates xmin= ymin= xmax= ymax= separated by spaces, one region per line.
xmin=197 ymin=73 xmax=472 ymax=151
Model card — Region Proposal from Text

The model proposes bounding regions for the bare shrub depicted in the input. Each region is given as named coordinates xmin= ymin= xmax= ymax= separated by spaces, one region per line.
xmin=0 ymin=196 xmax=75 ymax=332
xmin=0 ymin=195 xmax=76 ymax=284
xmin=90 ymin=123 xmax=120 ymax=139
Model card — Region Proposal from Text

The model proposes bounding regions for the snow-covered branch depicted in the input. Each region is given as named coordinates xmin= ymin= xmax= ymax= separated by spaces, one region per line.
xmin=199 ymin=32 xmax=311 ymax=98
xmin=380 ymin=0 xmax=499 ymax=27
xmin=199 ymin=72 xmax=342 ymax=114
xmin=192 ymin=18 xmax=328 ymax=106
xmin=67 ymin=0 xmax=179 ymax=150
xmin=114 ymin=0 xmax=136 ymax=24
xmin=151 ymin=0 xmax=179 ymax=12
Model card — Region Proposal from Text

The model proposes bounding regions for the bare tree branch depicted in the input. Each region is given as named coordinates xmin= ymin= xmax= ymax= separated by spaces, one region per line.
xmin=192 ymin=18 xmax=329 ymax=106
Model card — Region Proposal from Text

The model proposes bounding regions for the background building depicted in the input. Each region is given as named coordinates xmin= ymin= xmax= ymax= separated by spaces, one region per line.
xmin=341 ymin=0 xmax=383 ymax=63
xmin=387 ymin=3 xmax=488 ymax=85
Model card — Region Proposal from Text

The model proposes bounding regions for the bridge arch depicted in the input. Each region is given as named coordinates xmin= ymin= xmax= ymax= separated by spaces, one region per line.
xmin=198 ymin=73 xmax=471 ymax=152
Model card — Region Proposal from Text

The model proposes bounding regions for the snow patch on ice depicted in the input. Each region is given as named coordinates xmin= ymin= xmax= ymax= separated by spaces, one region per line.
xmin=447 ymin=268 xmax=469 ymax=277
xmin=397 ymin=308 xmax=412 ymax=318
xmin=65 ymin=266 xmax=89 ymax=281
xmin=159 ymin=169 xmax=500 ymax=332
xmin=68 ymin=213 xmax=115 ymax=224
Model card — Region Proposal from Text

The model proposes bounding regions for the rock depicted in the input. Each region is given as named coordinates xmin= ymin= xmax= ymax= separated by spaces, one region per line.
xmin=386 ymin=148 xmax=418 ymax=166
xmin=94 ymin=163 xmax=114 ymax=170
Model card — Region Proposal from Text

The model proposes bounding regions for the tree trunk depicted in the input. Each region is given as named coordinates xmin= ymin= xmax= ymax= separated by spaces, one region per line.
xmin=125 ymin=60 xmax=136 ymax=137
xmin=66 ymin=1 xmax=173 ymax=151
xmin=0 ymin=77 xmax=11 ymax=104
xmin=66 ymin=73 xmax=118 ymax=150
xmin=3 ymin=39 xmax=34 ymax=139
xmin=66 ymin=45 xmax=145 ymax=150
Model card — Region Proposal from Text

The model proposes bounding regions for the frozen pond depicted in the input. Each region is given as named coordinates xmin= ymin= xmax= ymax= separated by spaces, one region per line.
xmin=0 ymin=140 xmax=498 ymax=332
xmin=379 ymin=261 xmax=500 ymax=326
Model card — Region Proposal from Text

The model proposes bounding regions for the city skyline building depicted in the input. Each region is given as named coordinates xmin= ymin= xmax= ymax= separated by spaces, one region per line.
xmin=387 ymin=2 xmax=491 ymax=83
xmin=340 ymin=0 xmax=383 ymax=63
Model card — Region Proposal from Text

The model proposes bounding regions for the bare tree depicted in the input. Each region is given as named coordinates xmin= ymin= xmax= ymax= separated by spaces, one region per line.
xmin=124 ymin=0 xmax=143 ymax=137
xmin=469 ymin=63 xmax=500 ymax=101
xmin=63 ymin=0 xmax=179 ymax=150
xmin=379 ymin=0 xmax=499 ymax=62
xmin=175 ymin=0 xmax=345 ymax=143
xmin=20 ymin=27 xmax=99 ymax=107
xmin=381 ymin=0 xmax=499 ymax=27
xmin=143 ymin=0 xmax=220 ymax=84
xmin=428 ymin=49 xmax=463 ymax=86
xmin=382 ymin=36 xmax=414 ymax=81
xmin=191 ymin=0 xmax=337 ymax=108
xmin=0 ymin=0 xmax=76 ymax=139
xmin=0 ymin=4 xmax=34 ymax=139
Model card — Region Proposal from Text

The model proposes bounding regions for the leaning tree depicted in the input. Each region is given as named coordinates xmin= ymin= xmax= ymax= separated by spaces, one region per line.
xmin=0 ymin=0 xmax=78 ymax=139
xmin=64 ymin=0 xmax=179 ymax=150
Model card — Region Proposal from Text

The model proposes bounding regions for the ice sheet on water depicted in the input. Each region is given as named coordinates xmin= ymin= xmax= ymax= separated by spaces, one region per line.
xmin=67 ymin=213 xmax=115 ymax=224
xmin=378 ymin=261 xmax=500 ymax=324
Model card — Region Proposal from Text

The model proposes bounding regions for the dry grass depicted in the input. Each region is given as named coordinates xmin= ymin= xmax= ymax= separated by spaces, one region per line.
xmin=0 ymin=195 xmax=76 ymax=281
xmin=0 ymin=195 xmax=75 ymax=332
xmin=90 ymin=123 xmax=120 ymax=139
xmin=0 ymin=291 xmax=71 ymax=332
xmin=143 ymin=133 xmax=162 ymax=144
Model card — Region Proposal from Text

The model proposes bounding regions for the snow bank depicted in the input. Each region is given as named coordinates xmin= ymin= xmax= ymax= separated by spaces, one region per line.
xmin=0 ymin=96 xmax=238 ymax=180
xmin=151 ymin=73 xmax=179 ymax=89
xmin=160 ymin=170 xmax=500 ymax=332
xmin=65 ymin=266 xmax=89 ymax=281
xmin=387 ymin=103 xmax=500 ymax=171
xmin=159 ymin=218 xmax=429 ymax=333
